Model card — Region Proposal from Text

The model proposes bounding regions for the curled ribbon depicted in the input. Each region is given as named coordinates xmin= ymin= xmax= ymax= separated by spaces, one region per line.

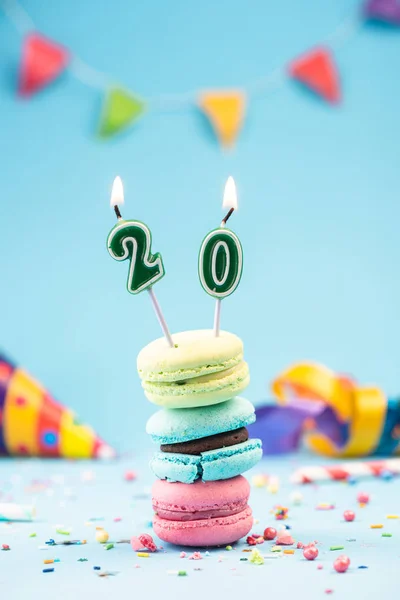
xmin=249 ymin=362 xmax=400 ymax=457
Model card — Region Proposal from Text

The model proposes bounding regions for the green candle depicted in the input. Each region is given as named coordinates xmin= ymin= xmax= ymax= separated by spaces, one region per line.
xmin=107 ymin=177 xmax=173 ymax=347
xmin=198 ymin=177 xmax=243 ymax=335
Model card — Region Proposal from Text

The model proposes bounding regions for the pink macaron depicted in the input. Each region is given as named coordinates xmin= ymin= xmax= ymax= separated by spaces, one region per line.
xmin=152 ymin=476 xmax=253 ymax=546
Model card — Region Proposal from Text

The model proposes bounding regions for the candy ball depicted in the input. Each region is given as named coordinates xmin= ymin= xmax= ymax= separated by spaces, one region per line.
xmin=263 ymin=527 xmax=277 ymax=540
xmin=290 ymin=491 xmax=303 ymax=505
xmin=303 ymin=546 xmax=319 ymax=560
xmin=357 ymin=492 xmax=370 ymax=504
xmin=343 ymin=510 xmax=355 ymax=522
xmin=95 ymin=528 xmax=109 ymax=543
xmin=334 ymin=555 xmax=350 ymax=573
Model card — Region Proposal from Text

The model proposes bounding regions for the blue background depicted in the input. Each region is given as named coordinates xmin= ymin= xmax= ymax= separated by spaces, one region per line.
xmin=0 ymin=0 xmax=399 ymax=452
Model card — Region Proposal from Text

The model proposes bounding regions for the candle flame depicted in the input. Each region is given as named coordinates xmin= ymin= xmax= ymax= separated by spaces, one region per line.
xmin=222 ymin=176 xmax=238 ymax=211
xmin=110 ymin=176 xmax=124 ymax=207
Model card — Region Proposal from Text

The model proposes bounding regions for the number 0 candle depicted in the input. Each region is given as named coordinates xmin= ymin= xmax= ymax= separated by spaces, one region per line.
xmin=198 ymin=177 xmax=243 ymax=336
xmin=107 ymin=177 xmax=174 ymax=347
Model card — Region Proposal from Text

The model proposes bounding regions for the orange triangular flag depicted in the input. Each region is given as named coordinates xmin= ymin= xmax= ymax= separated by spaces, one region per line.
xmin=198 ymin=91 xmax=246 ymax=147
xmin=18 ymin=33 xmax=69 ymax=97
xmin=288 ymin=47 xmax=340 ymax=104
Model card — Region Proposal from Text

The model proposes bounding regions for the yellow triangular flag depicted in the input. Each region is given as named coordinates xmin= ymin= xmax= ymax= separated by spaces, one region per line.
xmin=198 ymin=90 xmax=246 ymax=147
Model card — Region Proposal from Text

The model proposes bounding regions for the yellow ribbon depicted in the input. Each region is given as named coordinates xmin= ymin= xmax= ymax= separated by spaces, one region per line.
xmin=271 ymin=362 xmax=387 ymax=457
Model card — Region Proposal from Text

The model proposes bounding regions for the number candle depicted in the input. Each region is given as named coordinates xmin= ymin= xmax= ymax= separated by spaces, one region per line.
xmin=107 ymin=177 xmax=174 ymax=348
xmin=198 ymin=176 xmax=243 ymax=337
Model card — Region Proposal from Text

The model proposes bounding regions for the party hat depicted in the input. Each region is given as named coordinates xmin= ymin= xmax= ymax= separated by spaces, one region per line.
xmin=0 ymin=354 xmax=115 ymax=459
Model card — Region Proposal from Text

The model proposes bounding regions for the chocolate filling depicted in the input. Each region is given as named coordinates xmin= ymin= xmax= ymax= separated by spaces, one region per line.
xmin=160 ymin=427 xmax=249 ymax=456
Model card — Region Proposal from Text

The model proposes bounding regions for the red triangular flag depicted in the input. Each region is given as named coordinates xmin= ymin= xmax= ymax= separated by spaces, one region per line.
xmin=19 ymin=33 xmax=69 ymax=97
xmin=288 ymin=47 xmax=340 ymax=104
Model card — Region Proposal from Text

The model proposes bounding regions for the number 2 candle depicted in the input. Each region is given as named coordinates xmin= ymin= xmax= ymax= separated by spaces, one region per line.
xmin=198 ymin=176 xmax=243 ymax=336
xmin=107 ymin=177 xmax=174 ymax=347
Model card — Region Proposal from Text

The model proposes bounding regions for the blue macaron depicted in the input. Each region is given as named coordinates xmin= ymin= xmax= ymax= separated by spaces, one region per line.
xmin=146 ymin=397 xmax=262 ymax=483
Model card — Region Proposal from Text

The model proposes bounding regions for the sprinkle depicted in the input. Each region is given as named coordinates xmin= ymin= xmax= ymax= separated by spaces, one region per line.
xmin=42 ymin=568 xmax=54 ymax=573
xmin=113 ymin=517 xmax=122 ymax=522
xmin=370 ymin=524 xmax=383 ymax=529
xmin=240 ymin=558 xmax=248 ymax=561
xmin=249 ymin=549 xmax=264 ymax=565
xmin=330 ymin=546 xmax=344 ymax=551
xmin=43 ymin=560 xmax=54 ymax=564
xmin=226 ymin=545 xmax=233 ymax=551
xmin=180 ymin=552 xmax=186 ymax=558
xmin=205 ymin=551 xmax=210 ymax=556
xmin=189 ymin=552 xmax=202 ymax=560
xmin=358 ymin=565 xmax=368 ymax=569
xmin=105 ymin=543 xmax=114 ymax=550
xmin=317 ymin=564 xmax=324 ymax=570
xmin=54 ymin=559 xmax=60 ymax=563
xmin=55 ymin=528 xmax=70 ymax=535
xmin=137 ymin=552 xmax=149 ymax=557
xmin=316 ymin=503 xmax=335 ymax=510
xmin=386 ymin=515 xmax=399 ymax=519
xmin=290 ymin=491 xmax=303 ymax=505
xmin=29 ymin=533 xmax=37 ymax=538
xmin=325 ymin=590 xmax=334 ymax=595
xmin=283 ymin=549 xmax=295 ymax=555
xmin=78 ymin=558 xmax=88 ymax=562
xmin=271 ymin=545 xmax=282 ymax=552
xmin=124 ymin=470 xmax=136 ymax=481
xmin=346 ymin=538 xmax=357 ymax=542
xmin=178 ymin=571 xmax=187 ymax=576
xmin=98 ymin=571 xmax=118 ymax=578
xmin=273 ymin=505 xmax=289 ymax=520
xmin=357 ymin=492 xmax=370 ymax=504
xmin=382 ymin=533 xmax=392 ymax=537
xmin=93 ymin=566 xmax=101 ymax=570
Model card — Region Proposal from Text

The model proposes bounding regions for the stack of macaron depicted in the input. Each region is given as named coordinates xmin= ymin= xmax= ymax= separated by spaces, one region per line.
xmin=137 ymin=329 xmax=262 ymax=547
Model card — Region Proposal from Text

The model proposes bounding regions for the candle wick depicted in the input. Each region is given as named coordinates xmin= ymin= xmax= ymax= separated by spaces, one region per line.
xmin=221 ymin=207 xmax=234 ymax=226
xmin=114 ymin=205 xmax=122 ymax=220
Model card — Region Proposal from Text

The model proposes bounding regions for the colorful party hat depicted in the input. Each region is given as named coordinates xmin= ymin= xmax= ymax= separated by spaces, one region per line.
xmin=0 ymin=354 xmax=115 ymax=459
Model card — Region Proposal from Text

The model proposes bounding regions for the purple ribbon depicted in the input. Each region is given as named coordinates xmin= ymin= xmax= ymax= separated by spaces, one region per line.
xmin=248 ymin=399 xmax=349 ymax=455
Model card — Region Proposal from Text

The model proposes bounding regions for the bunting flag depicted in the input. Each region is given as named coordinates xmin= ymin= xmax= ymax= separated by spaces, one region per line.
xmin=198 ymin=91 xmax=246 ymax=147
xmin=3 ymin=1 xmax=398 ymax=145
xmin=364 ymin=0 xmax=400 ymax=25
xmin=0 ymin=354 xmax=115 ymax=459
xmin=18 ymin=33 xmax=69 ymax=97
xmin=288 ymin=47 xmax=341 ymax=104
xmin=98 ymin=88 xmax=146 ymax=138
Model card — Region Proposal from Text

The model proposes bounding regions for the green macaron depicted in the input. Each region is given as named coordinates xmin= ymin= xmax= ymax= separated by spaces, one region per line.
xmin=137 ymin=329 xmax=250 ymax=408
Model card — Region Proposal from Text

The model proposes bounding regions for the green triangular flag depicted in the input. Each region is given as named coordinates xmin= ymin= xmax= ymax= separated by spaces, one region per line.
xmin=98 ymin=88 xmax=146 ymax=138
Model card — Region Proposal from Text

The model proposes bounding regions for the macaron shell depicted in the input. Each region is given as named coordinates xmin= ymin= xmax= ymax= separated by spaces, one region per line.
xmin=137 ymin=329 xmax=244 ymax=383
xmin=153 ymin=506 xmax=253 ymax=547
xmin=150 ymin=439 xmax=262 ymax=483
xmin=143 ymin=361 xmax=250 ymax=408
xmin=152 ymin=476 xmax=250 ymax=517
xmin=146 ymin=397 xmax=256 ymax=444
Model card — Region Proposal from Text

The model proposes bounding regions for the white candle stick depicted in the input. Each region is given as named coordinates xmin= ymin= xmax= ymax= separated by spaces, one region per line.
xmin=213 ymin=176 xmax=238 ymax=336
xmin=110 ymin=177 xmax=174 ymax=348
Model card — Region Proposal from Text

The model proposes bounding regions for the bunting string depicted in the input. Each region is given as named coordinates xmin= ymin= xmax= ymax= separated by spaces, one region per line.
xmin=1 ymin=0 xmax=399 ymax=145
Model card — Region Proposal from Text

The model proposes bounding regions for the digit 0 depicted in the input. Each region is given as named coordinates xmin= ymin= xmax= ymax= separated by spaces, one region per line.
xmin=198 ymin=228 xmax=243 ymax=298
xmin=107 ymin=220 xmax=165 ymax=294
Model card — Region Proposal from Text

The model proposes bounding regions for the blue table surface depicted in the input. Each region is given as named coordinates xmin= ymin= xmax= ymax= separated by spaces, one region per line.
xmin=0 ymin=453 xmax=398 ymax=599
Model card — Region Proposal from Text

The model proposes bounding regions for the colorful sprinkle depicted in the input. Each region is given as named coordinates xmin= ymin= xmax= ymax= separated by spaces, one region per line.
xmin=330 ymin=546 xmax=344 ymax=551
xmin=370 ymin=524 xmax=383 ymax=529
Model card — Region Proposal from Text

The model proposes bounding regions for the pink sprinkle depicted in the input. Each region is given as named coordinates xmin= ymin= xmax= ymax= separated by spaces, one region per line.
xmin=134 ymin=564 xmax=140 ymax=569
xmin=325 ymin=590 xmax=334 ymax=595
xmin=180 ymin=552 xmax=186 ymax=558
xmin=189 ymin=552 xmax=202 ymax=560
xmin=318 ymin=564 xmax=323 ymax=570
xmin=113 ymin=517 xmax=122 ymax=522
